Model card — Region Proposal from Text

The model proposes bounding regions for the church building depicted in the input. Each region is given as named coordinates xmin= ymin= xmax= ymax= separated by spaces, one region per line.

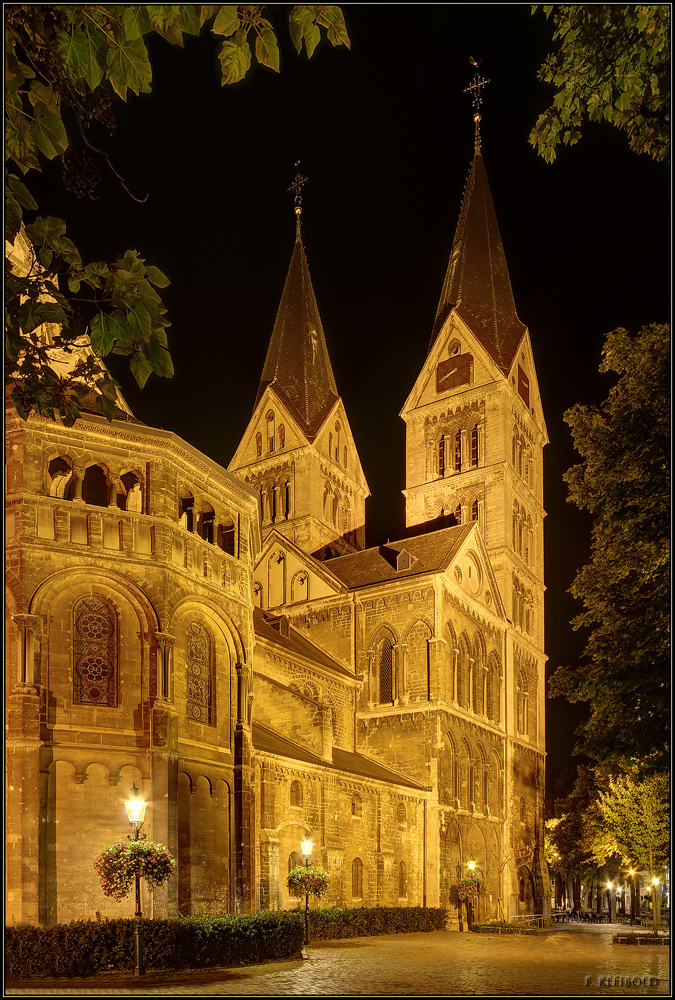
xmin=5 ymin=106 xmax=549 ymax=926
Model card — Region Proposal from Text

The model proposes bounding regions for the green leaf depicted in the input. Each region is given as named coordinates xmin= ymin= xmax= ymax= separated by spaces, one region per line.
xmin=289 ymin=7 xmax=321 ymax=58
xmin=130 ymin=349 xmax=154 ymax=388
xmin=80 ymin=25 xmax=108 ymax=91
xmin=180 ymin=5 xmax=200 ymax=35
xmin=127 ymin=302 xmax=152 ymax=342
xmin=255 ymin=24 xmax=280 ymax=72
xmin=123 ymin=6 xmax=154 ymax=40
xmin=26 ymin=216 xmax=67 ymax=246
xmin=7 ymin=175 xmax=38 ymax=211
xmin=145 ymin=264 xmax=171 ymax=287
xmin=212 ymin=5 xmax=240 ymax=37
xmin=90 ymin=313 xmax=115 ymax=356
xmin=31 ymin=101 xmax=69 ymax=160
xmin=218 ymin=33 xmax=252 ymax=85
xmin=322 ymin=6 xmax=351 ymax=49
xmin=106 ymin=35 xmax=153 ymax=100
xmin=147 ymin=4 xmax=184 ymax=46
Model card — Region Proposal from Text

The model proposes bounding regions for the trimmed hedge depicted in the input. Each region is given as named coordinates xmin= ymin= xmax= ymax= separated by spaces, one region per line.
xmin=470 ymin=922 xmax=538 ymax=936
xmin=308 ymin=905 xmax=447 ymax=940
xmin=5 ymin=911 xmax=304 ymax=980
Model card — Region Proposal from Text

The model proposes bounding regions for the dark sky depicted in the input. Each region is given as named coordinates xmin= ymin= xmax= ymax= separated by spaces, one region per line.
xmin=28 ymin=6 xmax=670 ymax=785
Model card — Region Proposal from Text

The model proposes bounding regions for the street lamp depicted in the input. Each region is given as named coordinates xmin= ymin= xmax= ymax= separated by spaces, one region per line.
xmin=606 ymin=881 xmax=613 ymax=923
xmin=301 ymin=839 xmax=313 ymax=946
xmin=124 ymin=783 xmax=147 ymax=977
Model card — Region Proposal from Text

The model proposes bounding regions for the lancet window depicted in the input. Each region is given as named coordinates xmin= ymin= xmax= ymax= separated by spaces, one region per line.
xmin=73 ymin=595 xmax=119 ymax=706
xmin=186 ymin=621 xmax=214 ymax=725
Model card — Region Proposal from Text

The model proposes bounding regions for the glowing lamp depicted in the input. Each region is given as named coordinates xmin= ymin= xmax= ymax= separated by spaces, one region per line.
xmin=124 ymin=783 xmax=147 ymax=831
xmin=301 ymin=839 xmax=313 ymax=859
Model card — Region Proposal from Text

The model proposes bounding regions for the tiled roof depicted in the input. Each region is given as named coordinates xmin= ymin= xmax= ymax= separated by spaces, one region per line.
xmin=430 ymin=151 xmax=526 ymax=374
xmin=253 ymin=606 xmax=353 ymax=677
xmin=255 ymin=236 xmax=339 ymax=440
xmin=252 ymin=722 xmax=428 ymax=790
xmin=325 ymin=524 xmax=472 ymax=589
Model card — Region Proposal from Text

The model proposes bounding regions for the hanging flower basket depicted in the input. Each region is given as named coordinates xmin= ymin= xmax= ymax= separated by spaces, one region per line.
xmin=287 ymin=864 xmax=331 ymax=899
xmin=456 ymin=876 xmax=485 ymax=902
xmin=93 ymin=838 xmax=177 ymax=901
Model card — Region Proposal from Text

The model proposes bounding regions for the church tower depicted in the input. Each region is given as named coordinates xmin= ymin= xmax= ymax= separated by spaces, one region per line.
xmin=401 ymin=74 xmax=549 ymax=913
xmin=400 ymin=90 xmax=548 ymax=659
xmin=229 ymin=172 xmax=369 ymax=559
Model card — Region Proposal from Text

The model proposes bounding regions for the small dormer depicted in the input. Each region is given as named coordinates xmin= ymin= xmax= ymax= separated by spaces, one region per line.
xmin=380 ymin=545 xmax=416 ymax=572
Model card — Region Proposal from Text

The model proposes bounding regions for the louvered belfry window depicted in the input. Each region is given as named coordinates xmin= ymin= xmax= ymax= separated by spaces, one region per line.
xmin=187 ymin=622 xmax=213 ymax=724
xmin=73 ymin=596 xmax=118 ymax=706
xmin=379 ymin=638 xmax=394 ymax=704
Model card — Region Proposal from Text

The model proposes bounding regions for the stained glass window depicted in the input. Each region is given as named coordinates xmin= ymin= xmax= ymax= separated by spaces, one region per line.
xmin=73 ymin=596 xmax=118 ymax=706
xmin=186 ymin=622 xmax=213 ymax=725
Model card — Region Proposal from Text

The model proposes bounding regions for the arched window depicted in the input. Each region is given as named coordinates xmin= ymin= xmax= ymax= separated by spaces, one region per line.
xmin=179 ymin=492 xmax=194 ymax=532
xmin=519 ymin=876 xmax=526 ymax=902
xmin=48 ymin=456 xmax=74 ymax=499
xmin=289 ymin=851 xmax=302 ymax=873
xmin=378 ymin=636 xmax=394 ymax=704
xmin=471 ymin=425 xmax=479 ymax=466
xmin=73 ymin=595 xmax=119 ymax=706
xmin=197 ymin=503 xmax=215 ymax=543
xmin=186 ymin=622 xmax=214 ymax=725
xmin=352 ymin=857 xmax=363 ymax=898
xmin=487 ymin=653 xmax=501 ymax=724
xmin=398 ymin=861 xmax=407 ymax=897
xmin=453 ymin=430 xmax=462 ymax=472
xmin=343 ymin=445 xmax=348 ymax=468
xmin=256 ymin=431 xmax=263 ymax=457
xmin=351 ymin=792 xmax=362 ymax=818
xmin=266 ymin=410 xmax=275 ymax=452
xmin=290 ymin=780 xmax=303 ymax=808
xmin=334 ymin=421 xmax=341 ymax=461
xmin=397 ymin=803 xmax=407 ymax=828
xmin=278 ymin=424 xmax=286 ymax=449
xmin=517 ymin=670 xmax=529 ymax=736
xmin=457 ymin=639 xmax=470 ymax=710
xmin=217 ymin=516 xmax=236 ymax=555
xmin=83 ymin=464 xmax=109 ymax=507
xmin=118 ymin=471 xmax=142 ymax=512
xmin=438 ymin=435 xmax=446 ymax=477
xmin=471 ymin=498 xmax=479 ymax=522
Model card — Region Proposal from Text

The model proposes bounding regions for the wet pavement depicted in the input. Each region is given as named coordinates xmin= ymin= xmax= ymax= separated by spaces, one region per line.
xmin=5 ymin=923 xmax=669 ymax=996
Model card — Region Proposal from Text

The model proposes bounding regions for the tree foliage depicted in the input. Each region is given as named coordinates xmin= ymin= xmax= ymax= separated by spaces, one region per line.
xmin=549 ymin=324 xmax=670 ymax=770
xmin=530 ymin=5 xmax=670 ymax=163
xmin=5 ymin=5 xmax=350 ymax=425
xmin=596 ymin=769 xmax=669 ymax=874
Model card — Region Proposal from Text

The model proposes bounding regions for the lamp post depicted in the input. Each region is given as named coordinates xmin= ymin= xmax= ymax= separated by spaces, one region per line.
xmin=467 ymin=860 xmax=484 ymax=928
xmin=301 ymin=839 xmax=313 ymax=946
xmin=124 ymin=783 xmax=147 ymax=977
xmin=455 ymin=862 xmax=464 ymax=932
xmin=651 ymin=877 xmax=660 ymax=935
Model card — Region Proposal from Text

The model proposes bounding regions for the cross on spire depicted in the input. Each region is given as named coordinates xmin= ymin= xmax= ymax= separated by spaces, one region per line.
xmin=288 ymin=160 xmax=308 ymax=239
xmin=463 ymin=63 xmax=491 ymax=153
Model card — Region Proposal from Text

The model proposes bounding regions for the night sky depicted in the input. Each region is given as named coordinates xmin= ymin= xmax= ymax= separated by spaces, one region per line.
xmin=27 ymin=6 xmax=670 ymax=785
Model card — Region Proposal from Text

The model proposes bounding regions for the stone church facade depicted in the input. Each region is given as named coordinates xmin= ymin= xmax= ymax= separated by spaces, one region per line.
xmin=5 ymin=140 xmax=549 ymax=927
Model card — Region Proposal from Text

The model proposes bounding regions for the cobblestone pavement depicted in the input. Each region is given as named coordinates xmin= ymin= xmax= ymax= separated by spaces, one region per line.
xmin=5 ymin=925 xmax=669 ymax=997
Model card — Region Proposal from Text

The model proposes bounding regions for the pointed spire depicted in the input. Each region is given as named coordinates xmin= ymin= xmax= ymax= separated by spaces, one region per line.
xmin=429 ymin=70 xmax=525 ymax=374
xmin=255 ymin=168 xmax=339 ymax=438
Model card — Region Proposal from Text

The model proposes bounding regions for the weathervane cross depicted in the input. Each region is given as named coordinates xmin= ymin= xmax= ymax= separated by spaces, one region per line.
xmin=288 ymin=160 xmax=308 ymax=237
xmin=464 ymin=65 xmax=491 ymax=152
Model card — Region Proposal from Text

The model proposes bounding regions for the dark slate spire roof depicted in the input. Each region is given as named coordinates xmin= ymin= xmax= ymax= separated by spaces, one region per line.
xmin=255 ymin=233 xmax=339 ymax=441
xmin=429 ymin=151 xmax=526 ymax=373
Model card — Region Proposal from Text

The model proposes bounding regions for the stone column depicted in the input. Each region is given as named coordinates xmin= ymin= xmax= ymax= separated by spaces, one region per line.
xmin=12 ymin=613 xmax=40 ymax=687
xmin=258 ymin=830 xmax=280 ymax=910
xmin=234 ymin=662 xmax=255 ymax=914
